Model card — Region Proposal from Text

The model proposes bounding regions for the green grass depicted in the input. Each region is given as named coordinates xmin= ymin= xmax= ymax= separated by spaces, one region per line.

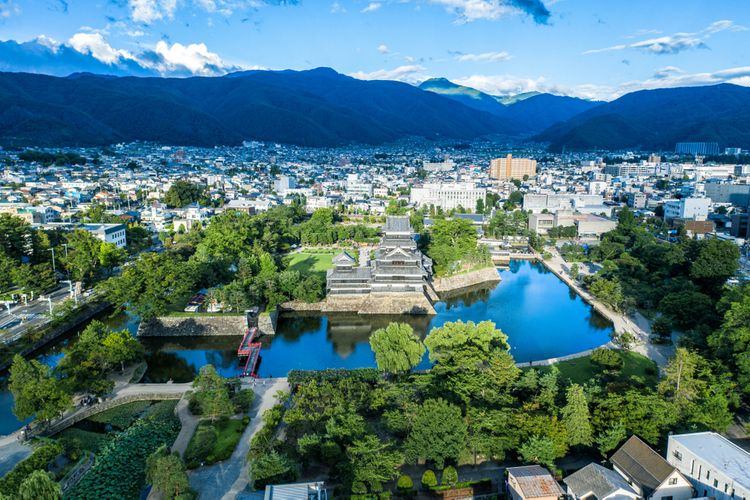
xmin=540 ymin=350 xmax=659 ymax=387
xmin=184 ymin=418 xmax=248 ymax=468
xmin=284 ymin=252 xmax=336 ymax=279
xmin=87 ymin=401 xmax=152 ymax=430
xmin=57 ymin=428 xmax=112 ymax=454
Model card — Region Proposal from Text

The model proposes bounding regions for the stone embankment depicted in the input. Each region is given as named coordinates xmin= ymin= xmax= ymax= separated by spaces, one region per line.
xmin=280 ymin=291 xmax=437 ymax=315
xmin=432 ymin=266 xmax=501 ymax=296
xmin=137 ymin=315 xmax=247 ymax=337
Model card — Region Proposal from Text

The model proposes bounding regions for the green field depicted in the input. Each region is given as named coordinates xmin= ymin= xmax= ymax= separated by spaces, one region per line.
xmin=284 ymin=250 xmax=347 ymax=279
xmin=540 ymin=350 xmax=659 ymax=386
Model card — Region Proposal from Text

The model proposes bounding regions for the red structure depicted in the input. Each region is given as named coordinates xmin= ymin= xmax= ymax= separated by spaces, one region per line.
xmin=237 ymin=328 xmax=261 ymax=377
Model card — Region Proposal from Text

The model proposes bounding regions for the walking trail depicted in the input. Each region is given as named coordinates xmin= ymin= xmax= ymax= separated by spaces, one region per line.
xmin=171 ymin=397 xmax=200 ymax=457
xmin=543 ymin=248 xmax=675 ymax=368
xmin=189 ymin=377 xmax=290 ymax=500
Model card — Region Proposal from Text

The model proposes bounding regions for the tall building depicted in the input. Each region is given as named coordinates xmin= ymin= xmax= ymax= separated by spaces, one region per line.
xmin=664 ymin=197 xmax=710 ymax=221
xmin=489 ymin=154 xmax=537 ymax=180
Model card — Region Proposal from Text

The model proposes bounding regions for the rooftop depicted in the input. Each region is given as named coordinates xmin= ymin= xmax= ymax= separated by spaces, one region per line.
xmin=565 ymin=463 xmax=638 ymax=500
xmin=383 ymin=215 xmax=412 ymax=234
xmin=670 ymin=432 xmax=750 ymax=490
xmin=508 ymin=465 xmax=565 ymax=498
xmin=611 ymin=435 xmax=675 ymax=494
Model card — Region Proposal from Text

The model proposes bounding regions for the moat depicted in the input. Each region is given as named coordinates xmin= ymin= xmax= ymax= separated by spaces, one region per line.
xmin=0 ymin=260 xmax=613 ymax=434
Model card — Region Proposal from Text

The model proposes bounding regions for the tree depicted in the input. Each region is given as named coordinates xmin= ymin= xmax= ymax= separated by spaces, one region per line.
xmin=164 ymin=180 xmax=205 ymax=208
xmin=369 ymin=322 xmax=425 ymax=375
xmin=475 ymin=197 xmax=485 ymax=214
xmin=63 ymin=230 xmax=125 ymax=284
xmin=658 ymin=290 xmax=714 ymax=330
xmin=102 ymin=329 xmax=144 ymax=372
xmin=590 ymin=347 xmax=623 ymax=373
xmin=596 ymin=421 xmax=627 ymax=457
xmin=519 ymin=435 xmax=557 ymax=469
xmin=9 ymin=355 xmax=71 ymax=421
xmin=651 ymin=316 xmax=673 ymax=339
xmin=709 ymin=288 xmax=750 ymax=401
xmin=192 ymin=365 xmax=234 ymax=421
xmin=589 ymin=277 xmax=627 ymax=312
xmin=690 ymin=239 xmax=740 ymax=295
xmin=425 ymin=320 xmax=518 ymax=405
xmin=397 ymin=474 xmax=413 ymax=492
xmin=57 ymin=320 xmax=116 ymax=395
xmin=426 ymin=218 xmax=482 ymax=276
xmin=251 ymin=450 xmax=297 ymax=490
xmin=146 ymin=447 xmax=191 ymax=500
xmin=405 ymin=398 xmax=466 ymax=469
xmin=0 ymin=213 xmax=33 ymax=261
xmin=17 ymin=470 xmax=61 ymax=500
xmin=103 ymin=252 xmax=194 ymax=320
xmin=347 ymin=434 xmax=402 ymax=493
xmin=562 ymin=384 xmax=593 ymax=447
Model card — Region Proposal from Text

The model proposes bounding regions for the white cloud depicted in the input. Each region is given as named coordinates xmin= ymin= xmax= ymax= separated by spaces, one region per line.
xmin=350 ymin=65 xmax=427 ymax=84
xmin=361 ymin=2 xmax=382 ymax=13
xmin=424 ymin=0 xmax=550 ymax=23
xmin=149 ymin=40 xmax=229 ymax=75
xmin=455 ymin=51 xmax=511 ymax=62
xmin=454 ymin=74 xmax=547 ymax=95
xmin=68 ymin=32 xmax=133 ymax=65
xmin=330 ymin=2 xmax=346 ymax=13
xmin=35 ymin=35 xmax=62 ymax=53
xmin=585 ymin=19 xmax=747 ymax=55
xmin=377 ymin=44 xmax=390 ymax=54
xmin=128 ymin=0 xmax=178 ymax=23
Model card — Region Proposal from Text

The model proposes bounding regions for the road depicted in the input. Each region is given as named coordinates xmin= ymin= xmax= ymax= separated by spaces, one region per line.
xmin=0 ymin=285 xmax=80 ymax=343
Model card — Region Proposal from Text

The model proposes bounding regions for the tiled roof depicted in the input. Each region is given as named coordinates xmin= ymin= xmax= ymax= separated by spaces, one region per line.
xmin=508 ymin=465 xmax=564 ymax=499
xmin=565 ymin=463 xmax=638 ymax=499
xmin=611 ymin=436 xmax=674 ymax=495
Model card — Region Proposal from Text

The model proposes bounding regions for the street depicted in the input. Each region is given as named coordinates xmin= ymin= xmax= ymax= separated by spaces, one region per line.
xmin=0 ymin=286 xmax=79 ymax=344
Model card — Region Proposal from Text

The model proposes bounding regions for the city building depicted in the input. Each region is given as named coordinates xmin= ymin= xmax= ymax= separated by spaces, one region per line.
xmin=604 ymin=164 xmax=657 ymax=177
xmin=410 ymin=182 xmax=486 ymax=211
xmin=346 ymin=174 xmax=373 ymax=198
xmin=704 ymin=182 xmax=750 ymax=206
xmin=664 ymin=197 xmax=710 ymax=221
xmin=506 ymin=465 xmax=565 ymax=500
xmin=523 ymin=194 xmax=612 ymax=216
xmin=82 ymin=223 xmax=128 ymax=248
xmin=730 ymin=213 xmax=750 ymax=239
xmin=626 ymin=192 xmax=647 ymax=209
xmin=490 ymin=154 xmax=537 ymax=180
xmin=676 ymin=142 xmax=720 ymax=156
xmin=423 ymin=159 xmax=456 ymax=172
xmin=611 ymin=436 xmax=693 ymax=500
xmin=564 ymin=463 xmax=639 ymax=500
xmin=667 ymin=432 xmax=750 ymax=500
xmin=273 ymin=175 xmax=297 ymax=193
xmin=327 ymin=216 xmax=431 ymax=295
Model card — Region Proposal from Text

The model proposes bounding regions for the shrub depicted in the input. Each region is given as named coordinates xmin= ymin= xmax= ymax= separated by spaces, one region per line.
xmin=232 ymin=389 xmax=255 ymax=413
xmin=421 ymin=470 xmax=437 ymax=489
xmin=248 ymin=405 xmax=284 ymax=461
xmin=184 ymin=425 xmax=218 ymax=469
xmin=651 ymin=316 xmax=672 ymax=338
xmin=442 ymin=466 xmax=458 ymax=487
xmin=591 ymin=347 xmax=624 ymax=372
xmin=288 ymin=368 xmax=379 ymax=385
xmin=250 ymin=450 xmax=297 ymax=490
xmin=397 ymin=474 xmax=413 ymax=491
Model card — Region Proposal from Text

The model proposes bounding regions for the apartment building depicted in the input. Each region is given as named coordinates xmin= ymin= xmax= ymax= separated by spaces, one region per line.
xmin=490 ymin=154 xmax=537 ymax=180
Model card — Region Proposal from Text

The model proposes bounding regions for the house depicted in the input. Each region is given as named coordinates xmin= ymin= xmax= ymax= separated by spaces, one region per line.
xmin=611 ymin=436 xmax=693 ymax=500
xmin=326 ymin=252 xmax=371 ymax=295
xmin=565 ymin=463 xmax=640 ymax=500
xmin=506 ymin=465 xmax=565 ymax=500
xmin=667 ymin=432 xmax=750 ymax=500
xmin=260 ymin=481 xmax=328 ymax=500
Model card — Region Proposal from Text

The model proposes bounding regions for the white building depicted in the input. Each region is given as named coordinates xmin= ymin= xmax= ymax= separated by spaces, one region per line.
xmin=346 ymin=174 xmax=373 ymax=198
xmin=410 ymin=182 xmax=486 ymax=211
xmin=273 ymin=175 xmax=297 ymax=194
xmin=667 ymin=432 xmax=750 ymax=500
xmin=664 ymin=197 xmax=710 ymax=221
xmin=82 ymin=223 xmax=127 ymax=248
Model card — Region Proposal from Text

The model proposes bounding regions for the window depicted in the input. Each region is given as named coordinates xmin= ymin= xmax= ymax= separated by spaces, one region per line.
xmin=673 ymin=451 xmax=683 ymax=461
xmin=661 ymin=496 xmax=673 ymax=500
xmin=669 ymin=478 xmax=678 ymax=485
xmin=707 ymin=472 xmax=711 ymax=480
xmin=714 ymin=480 xmax=719 ymax=488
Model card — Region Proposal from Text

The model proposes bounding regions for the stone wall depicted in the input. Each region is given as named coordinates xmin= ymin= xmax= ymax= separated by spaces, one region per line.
xmin=432 ymin=266 xmax=501 ymax=295
xmin=257 ymin=311 xmax=278 ymax=336
xmin=138 ymin=315 xmax=248 ymax=337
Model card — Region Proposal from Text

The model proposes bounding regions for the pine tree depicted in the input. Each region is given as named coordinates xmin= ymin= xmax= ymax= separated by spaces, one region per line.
xmin=562 ymin=383 xmax=593 ymax=446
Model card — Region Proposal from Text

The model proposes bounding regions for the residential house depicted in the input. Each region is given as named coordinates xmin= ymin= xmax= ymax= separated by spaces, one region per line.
xmin=506 ymin=465 xmax=565 ymax=500
xmin=564 ymin=463 xmax=640 ymax=500
xmin=611 ymin=436 xmax=693 ymax=500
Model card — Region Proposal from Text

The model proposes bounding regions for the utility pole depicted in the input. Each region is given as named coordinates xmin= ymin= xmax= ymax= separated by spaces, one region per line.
xmin=43 ymin=296 xmax=52 ymax=315
xmin=48 ymin=247 xmax=56 ymax=274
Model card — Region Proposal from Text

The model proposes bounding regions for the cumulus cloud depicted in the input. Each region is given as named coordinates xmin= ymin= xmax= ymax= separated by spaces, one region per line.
xmin=427 ymin=0 xmax=550 ymax=24
xmin=36 ymin=35 xmax=62 ymax=52
xmin=361 ymin=2 xmax=382 ymax=13
xmin=0 ymin=0 xmax=21 ymax=18
xmin=128 ymin=0 xmax=177 ymax=23
xmin=455 ymin=51 xmax=511 ymax=62
xmin=585 ymin=19 xmax=747 ymax=55
xmin=454 ymin=74 xmax=547 ymax=96
xmin=68 ymin=32 xmax=133 ymax=65
xmin=127 ymin=0 xmax=299 ymax=23
xmin=63 ymin=31 xmax=240 ymax=76
xmin=377 ymin=44 xmax=390 ymax=54
xmin=350 ymin=65 xmax=427 ymax=84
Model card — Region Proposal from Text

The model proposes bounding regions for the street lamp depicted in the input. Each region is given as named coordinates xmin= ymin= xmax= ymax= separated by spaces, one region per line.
xmin=47 ymin=247 xmax=56 ymax=274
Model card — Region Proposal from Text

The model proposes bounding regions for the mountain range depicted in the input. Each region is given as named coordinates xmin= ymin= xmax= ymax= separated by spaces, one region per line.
xmin=1 ymin=67 xmax=749 ymax=150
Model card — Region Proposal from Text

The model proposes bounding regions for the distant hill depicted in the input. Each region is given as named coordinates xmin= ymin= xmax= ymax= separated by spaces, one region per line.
xmin=418 ymin=78 xmax=599 ymax=133
xmin=534 ymin=84 xmax=750 ymax=151
xmin=0 ymin=68 xmax=518 ymax=148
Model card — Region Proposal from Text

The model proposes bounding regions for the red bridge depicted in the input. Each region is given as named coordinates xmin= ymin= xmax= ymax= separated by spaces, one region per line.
xmin=237 ymin=328 xmax=261 ymax=377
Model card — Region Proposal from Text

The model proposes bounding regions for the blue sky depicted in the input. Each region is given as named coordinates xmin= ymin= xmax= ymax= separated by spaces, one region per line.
xmin=1 ymin=0 xmax=749 ymax=99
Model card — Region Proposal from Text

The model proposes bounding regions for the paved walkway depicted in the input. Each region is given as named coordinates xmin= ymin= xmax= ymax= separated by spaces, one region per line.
xmin=542 ymin=249 xmax=675 ymax=368
xmin=0 ymin=440 xmax=32 ymax=477
xmin=189 ymin=378 xmax=289 ymax=500
xmin=171 ymin=397 xmax=200 ymax=457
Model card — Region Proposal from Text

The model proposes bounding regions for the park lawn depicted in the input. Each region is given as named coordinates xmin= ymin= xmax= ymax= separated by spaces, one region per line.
xmin=542 ymin=350 xmax=659 ymax=386
xmin=284 ymin=251 xmax=338 ymax=279
xmin=184 ymin=417 xmax=248 ymax=468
